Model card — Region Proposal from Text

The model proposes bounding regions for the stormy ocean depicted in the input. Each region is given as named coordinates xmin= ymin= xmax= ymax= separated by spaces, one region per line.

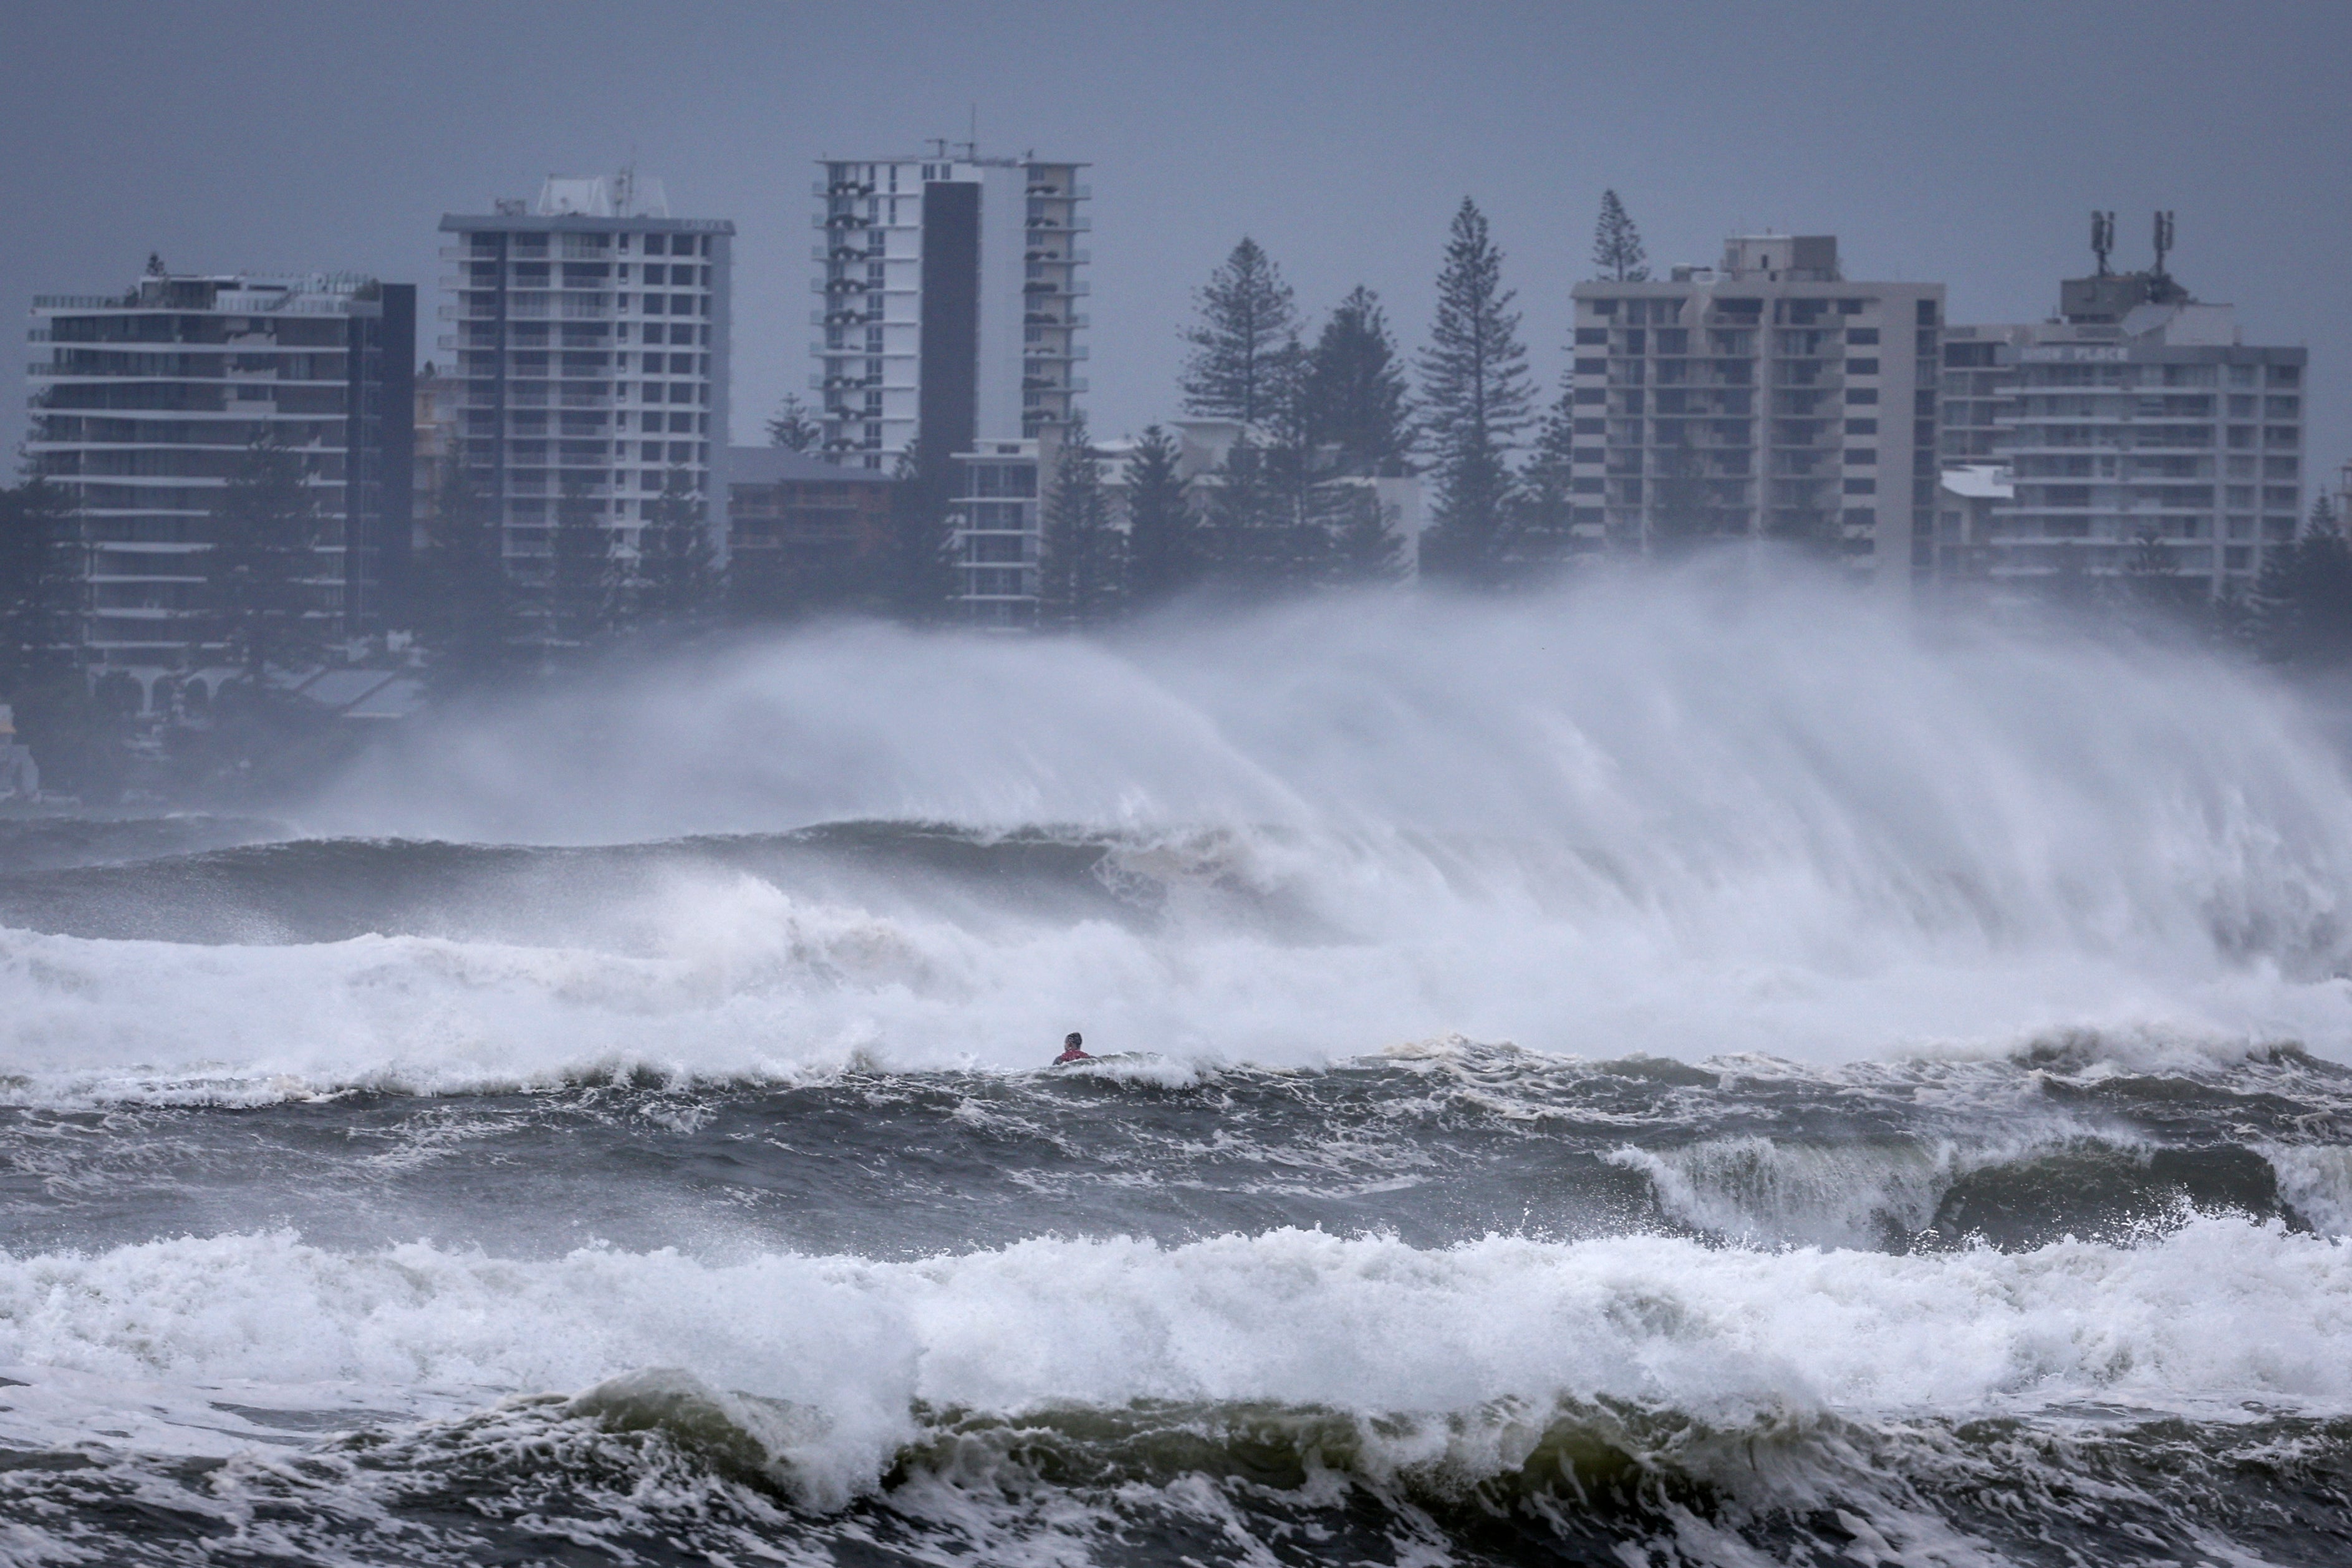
xmin=4 ymin=576 xmax=2352 ymax=1566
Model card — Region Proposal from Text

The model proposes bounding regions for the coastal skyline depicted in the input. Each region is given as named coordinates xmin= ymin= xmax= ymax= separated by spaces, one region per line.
xmin=5 ymin=0 xmax=2350 ymax=468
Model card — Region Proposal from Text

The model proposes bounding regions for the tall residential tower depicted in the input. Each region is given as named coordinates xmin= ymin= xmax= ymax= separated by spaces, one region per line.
xmin=438 ymin=175 xmax=732 ymax=625
xmin=1569 ymin=235 xmax=1944 ymax=592
xmin=811 ymin=150 xmax=1087 ymax=473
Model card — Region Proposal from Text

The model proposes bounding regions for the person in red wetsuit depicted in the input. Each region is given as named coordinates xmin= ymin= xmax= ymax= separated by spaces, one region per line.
xmin=1054 ymin=1032 xmax=1092 ymax=1065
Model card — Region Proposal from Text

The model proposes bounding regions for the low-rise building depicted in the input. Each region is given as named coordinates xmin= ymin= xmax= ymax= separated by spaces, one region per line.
xmin=723 ymin=446 xmax=895 ymax=617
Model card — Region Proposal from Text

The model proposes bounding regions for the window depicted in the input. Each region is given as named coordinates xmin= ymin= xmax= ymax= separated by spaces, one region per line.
xmin=2267 ymin=397 xmax=2300 ymax=418
xmin=1915 ymin=300 xmax=1939 ymax=325
xmin=1846 ymin=327 xmax=1879 ymax=345
xmin=1844 ymin=447 xmax=1876 ymax=464
xmin=1574 ymin=327 xmax=1609 ymax=345
xmin=1843 ymin=477 xmax=1877 ymax=494
xmin=1846 ymin=358 xmax=1880 ymax=377
xmin=1844 ymin=388 xmax=1878 ymax=405
xmin=1845 ymin=418 xmax=1878 ymax=436
xmin=643 ymin=235 xmax=667 ymax=255
xmin=2267 ymin=364 xmax=2300 ymax=388
xmin=1836 ymin=299 xmax=1869 ymax=315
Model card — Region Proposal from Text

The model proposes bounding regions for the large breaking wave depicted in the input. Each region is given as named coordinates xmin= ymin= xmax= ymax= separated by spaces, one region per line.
xmin=7 ymin=569 xmax=2352 ymax=1562
xmin=2 ymin=570 xmax=2350 ymax=1101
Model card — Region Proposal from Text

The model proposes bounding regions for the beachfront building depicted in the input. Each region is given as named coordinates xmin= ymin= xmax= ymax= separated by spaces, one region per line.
xmin=1937 ymin=231 xmax=2306 ymax=599
xmin=438 ymin=174 xmax=733 ymax=630
xmin=810 ymin=149 xmax=1088 ymax=475
xmin=24 ymin=262 xmax=415 ymax=684
xmin=1568 ymin=234 xmax=1945 ymax=593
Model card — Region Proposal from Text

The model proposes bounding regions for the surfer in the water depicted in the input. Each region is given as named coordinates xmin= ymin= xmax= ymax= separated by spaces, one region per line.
xmin=1054 ymin=1032 xmax=1091 ymax=1065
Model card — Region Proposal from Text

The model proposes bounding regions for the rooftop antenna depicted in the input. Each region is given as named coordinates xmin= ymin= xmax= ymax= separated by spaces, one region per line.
xmin=615 ymin=156 xmax=635 ymax=218
xmin=2152 ymin=209 xmax=2175 ymax=275
xmin=2091 ymin=210 xmax=2114 ymax=276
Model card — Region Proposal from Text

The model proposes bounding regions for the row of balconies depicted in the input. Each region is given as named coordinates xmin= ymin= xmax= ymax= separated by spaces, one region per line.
xmin=26 ymin=363 xmax=345 ymax=385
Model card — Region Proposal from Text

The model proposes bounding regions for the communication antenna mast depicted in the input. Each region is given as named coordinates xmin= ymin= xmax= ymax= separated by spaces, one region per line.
xmin=614 ymin=162 xmax=635 ymax=218
xmin=2152 ymin=209 xmax=2175 ymax=275
xmin=2091 ymin=210 xmax=2114 ymax=276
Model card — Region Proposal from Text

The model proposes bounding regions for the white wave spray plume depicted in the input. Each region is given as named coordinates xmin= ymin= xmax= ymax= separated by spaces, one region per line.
xmin=7 ymin=562 xmax=2352 ymax=1096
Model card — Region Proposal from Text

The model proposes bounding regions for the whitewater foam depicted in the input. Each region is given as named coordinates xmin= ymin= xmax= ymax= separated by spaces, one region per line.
xmin=2 ymin=1218 xmax=2348 ymax=1509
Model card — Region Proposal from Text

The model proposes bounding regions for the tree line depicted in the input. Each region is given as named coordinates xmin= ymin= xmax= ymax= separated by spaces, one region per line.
xmin=1091 ymin=188 xmax=1660 ymax=602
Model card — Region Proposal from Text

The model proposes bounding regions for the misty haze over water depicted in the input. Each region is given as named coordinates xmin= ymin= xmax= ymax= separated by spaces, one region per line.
xmin=9 ymin=3 xmax=2352 ymax=1563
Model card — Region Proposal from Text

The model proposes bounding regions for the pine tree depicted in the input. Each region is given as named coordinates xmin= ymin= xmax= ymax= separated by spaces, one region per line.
xmin=545 ymin=481 xmax=615 ymax=652
xmin=766 ymin=394 xmax=821 ymax=452
xmin=635 ymin=471 xmax=719 ymax=630
xmin=2254 ymin=501 xmax=2352 ymax=666
xmin=1180 ymin=238 xmax=1299 ymax=426
xmin=207 ymin=436 xmax=328 ymax=681
xmin=413 ymin=464 xmax=523 ymax=692
xmin=1198 ymin=438 xmax=1324 ymax=598
xmin=1317 ymin=480 xmax=1405 ymax=587
xmin=1502 ymin=384 xmax=1582 ymax=580
xmin=1038 ymin=416 xmax=1123 ymax=631
xmin=1299 ymin=287 xmax=1414 ymax=476
xmin=1592 ymin=190 xmax=1649 ymax=282
xmin=0 ymin=477 xmax=84 ymax=696
xmin=1122 ymin=425 xmax=1200 ymax=615
xmin=1417 ymin=200 xmax=1535 ymax=584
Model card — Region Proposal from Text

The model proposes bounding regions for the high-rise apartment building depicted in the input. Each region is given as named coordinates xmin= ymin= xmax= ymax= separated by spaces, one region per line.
xmin=1569 ymin=235 xmax=1944 ymax=591
xmin=810 ymin=151 xmax=1087 ymax=473
xmin=438 ymin=175 xmax=732 ymax=619
xmin=1932 ymin=244 xmax=2305 ymax=597
xmin=25 ymin=264 xmax=414 ymax=675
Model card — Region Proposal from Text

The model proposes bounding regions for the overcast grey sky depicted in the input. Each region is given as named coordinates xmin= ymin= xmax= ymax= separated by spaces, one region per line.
xmin=5 ymin=0 xmax=2350 ymax=477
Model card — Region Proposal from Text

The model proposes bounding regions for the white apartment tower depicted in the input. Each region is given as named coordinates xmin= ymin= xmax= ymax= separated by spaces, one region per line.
xmin=438 ymin=175 xmax=733 ymax=613
xmin=1930 ymin=229 xmax=2306 ymax=599
xmin=1569 ymin=236 xmax=1944 ymax=592
xmin=811 ymin=150 xmax=1088 ymax=473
